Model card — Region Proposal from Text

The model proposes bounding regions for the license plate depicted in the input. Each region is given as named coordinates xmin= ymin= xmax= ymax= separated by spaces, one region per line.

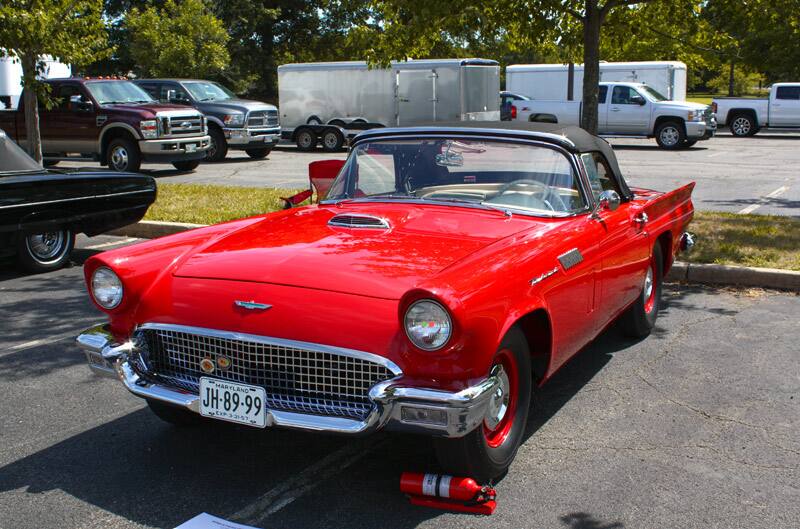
xmin=264 ymin=135 xmax=273 ymax=143
xmin=199 ymin=377 xmax=266 ymax=428
xmin=185 ymin=143 xmax=197 ymax=153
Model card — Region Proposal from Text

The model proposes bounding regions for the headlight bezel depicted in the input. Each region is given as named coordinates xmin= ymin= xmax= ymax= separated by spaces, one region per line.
xmin=91 ymin=266 xmax=124 ymax=310
xmin=223 ymin=113 xmax=245 ymax=127
xmin=403 ymin=299 xmax=453 ymax=352
xmin=139 ymin=119 xmax=159 ymax=138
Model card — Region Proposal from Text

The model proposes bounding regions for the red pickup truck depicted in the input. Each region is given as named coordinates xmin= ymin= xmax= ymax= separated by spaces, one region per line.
xmin=0 ymin=78 xmax=210 ymax=172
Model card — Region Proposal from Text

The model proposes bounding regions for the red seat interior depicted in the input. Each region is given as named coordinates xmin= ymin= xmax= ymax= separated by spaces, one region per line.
xmin=309 ymin=160 xmax=344 ymax=200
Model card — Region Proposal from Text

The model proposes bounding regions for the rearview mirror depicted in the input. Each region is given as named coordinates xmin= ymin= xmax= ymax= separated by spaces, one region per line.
xmin=591 ymin=190 xmax=621 ymax=219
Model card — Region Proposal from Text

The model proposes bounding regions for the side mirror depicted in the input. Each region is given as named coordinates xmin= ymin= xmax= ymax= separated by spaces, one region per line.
xmin=591 ymin=190 xmax=621 ymax=219
xmin=75 ymin=101 xmax=94 ymax=113
xmin=632 ymin=95 xmax=646 ymax=106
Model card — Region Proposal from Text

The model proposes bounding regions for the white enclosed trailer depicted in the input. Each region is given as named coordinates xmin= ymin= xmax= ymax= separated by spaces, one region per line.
xmin=507 ymin=61 xmax=687 ymax=102
xmin=277 ymin=59 xmax=500 ymax=150
xmin=0 ymin=53 xmax=71 ymax=109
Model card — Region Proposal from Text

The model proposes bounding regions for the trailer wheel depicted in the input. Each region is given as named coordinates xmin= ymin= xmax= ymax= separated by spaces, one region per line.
xmin=296 ymin=129 xmax=317 ymax=151
xmin=306 ymin=116 xmax=322 ymax=125
xmin=321 ymin=129 xmax=344 ymax=152
xmin=328 ymin=119 xmax=346 ymax=127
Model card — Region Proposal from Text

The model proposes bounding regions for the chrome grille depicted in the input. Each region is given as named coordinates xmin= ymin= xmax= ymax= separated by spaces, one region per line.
xmin=247 ymin=109 xmax=279 ymax=128
xmin=138 ymin=326 xmax=397 ymax=420
xmin=166 ymin=115 xmax=203 ymax=136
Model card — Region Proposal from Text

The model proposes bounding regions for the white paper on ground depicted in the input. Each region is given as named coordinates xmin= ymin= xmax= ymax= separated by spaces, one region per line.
xmin=174 ymin=512 xmax=262 ymax=529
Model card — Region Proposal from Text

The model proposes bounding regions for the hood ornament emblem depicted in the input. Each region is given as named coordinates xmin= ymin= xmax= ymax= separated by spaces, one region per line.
xmin=234 ymin=300 xmax=272 ymax=311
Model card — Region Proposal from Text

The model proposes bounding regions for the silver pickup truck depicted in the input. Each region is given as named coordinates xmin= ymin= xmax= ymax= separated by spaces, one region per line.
xmin=713 ymin=83 xmax=800 ymax=137
xmin=511 ymin=82 xmax=716 ymax=149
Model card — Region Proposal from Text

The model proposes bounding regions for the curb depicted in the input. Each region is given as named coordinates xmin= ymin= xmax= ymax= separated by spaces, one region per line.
xmin=110 ymin=221 xmax=800 ymax=292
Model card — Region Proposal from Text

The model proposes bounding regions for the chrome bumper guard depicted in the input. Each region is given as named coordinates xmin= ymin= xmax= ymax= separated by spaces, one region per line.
xmin=76 ymin=324 xmax=500 ymax=438
xmin=223 ymin=127 xmax=281 ymax=146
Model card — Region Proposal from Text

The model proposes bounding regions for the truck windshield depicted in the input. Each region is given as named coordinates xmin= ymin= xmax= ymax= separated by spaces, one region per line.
xmin=327 ymin=138 xmax=587 ymax=216
xmin=85 ymin=81 xmax=154 ymax=105
xmin=640 ymin=85 xmax=668 ymax=102
xmin=0 ymin=132 xmax=43 ymax=173
xmin=182 ymin=81 xmax=236 ymax=102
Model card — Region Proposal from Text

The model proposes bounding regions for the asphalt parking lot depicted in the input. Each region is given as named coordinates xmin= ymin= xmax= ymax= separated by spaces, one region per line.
xmin=0 ymin=235 xmax=797 ymax=529
xmin=58 ymin=131 xmax=800 ymax=218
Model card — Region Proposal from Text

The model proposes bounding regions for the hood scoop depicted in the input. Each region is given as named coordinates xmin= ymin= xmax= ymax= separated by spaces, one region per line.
xmin=328 ymin=213 xmax=390 ymax=229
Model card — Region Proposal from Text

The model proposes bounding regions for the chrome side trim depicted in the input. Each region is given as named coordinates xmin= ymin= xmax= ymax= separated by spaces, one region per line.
xmin=136 ymin=322 xmax=403 ymax=376
xmin=0 ymin=189 xmax=154 ymax=211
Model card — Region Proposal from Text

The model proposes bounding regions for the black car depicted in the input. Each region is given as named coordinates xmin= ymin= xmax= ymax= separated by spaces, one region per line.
xmin=500 ymin=91 xmax=531 ymax=121
xmin=0 ymin=129 xmax=156 ymax=272
xmin=134 ymin=79 xmax=280 ymax=162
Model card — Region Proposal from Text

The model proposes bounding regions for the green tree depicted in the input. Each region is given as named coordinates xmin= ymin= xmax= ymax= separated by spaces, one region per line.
xmin=0 ymin=0 xmax=109 ymax=162
xmin=126 ymin=0 xmax=230 ymax=78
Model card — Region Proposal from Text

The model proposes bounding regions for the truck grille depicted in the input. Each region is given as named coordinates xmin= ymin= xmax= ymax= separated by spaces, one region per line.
xmin=137 ymin=326 xmax=398 ymax=420
xmin=164 ymin=115 xmax=203 ymax=137
xmin=247 ymin=109 xmax=279 ymax=128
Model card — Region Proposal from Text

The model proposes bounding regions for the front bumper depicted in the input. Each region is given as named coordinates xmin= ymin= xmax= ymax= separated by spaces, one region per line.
xmin=686 ymin=119 xmax=716 ymax=140
xmin=76 ymin=324 xmax=500 ymax=438
xmin=223 ymin=127 xmax=281 ymax=148
xmin=139 ymin=135 xmax=211 ymax=162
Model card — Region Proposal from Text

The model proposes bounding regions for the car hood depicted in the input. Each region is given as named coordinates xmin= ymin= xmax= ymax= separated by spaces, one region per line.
xmin=172 ymin=203 xmax=546 ymax=299
xmin=658 ymin=100 xmax=709 ymax=112
xmin=198 ymin=99 xmax=277 ymax=114
xmin=102 ymin=102 xmax=200 ymax=117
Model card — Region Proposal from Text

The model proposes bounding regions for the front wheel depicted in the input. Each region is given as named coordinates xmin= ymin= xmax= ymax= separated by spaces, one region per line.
xmin=621 ymin=243 xmax=663 ymax=338
xmin=107 ymin=137 xmax=141 ymax=172
xmin=655 ymin=121 xmax=686 ymax=150
xmin=205 ymin=127 xmax=228 ymax=162
xmin=245 ymin=147 xmax=271 ymax=159
xmin=17 ymin=229 xmax=75 ymax=273
xmin=172 ymin=160 xmax=200 ymax=171
xmin=434 ymin=327 xmax=532 ymax=483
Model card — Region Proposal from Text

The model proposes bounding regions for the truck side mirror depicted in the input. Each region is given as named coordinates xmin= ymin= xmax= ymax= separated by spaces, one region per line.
xmin=166 ymin=89 xmax=185 ymax=104
xmin=632 ymin=95 xmax=646 ymax=106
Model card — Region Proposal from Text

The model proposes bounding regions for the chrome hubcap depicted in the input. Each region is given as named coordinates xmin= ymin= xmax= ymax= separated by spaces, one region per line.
xmin=299 ymin=133 xmax=314 ymax=148
xmin=643 ymin=265 xmax=654 ymax=302
xmin=484 ymin=366 xmax=511 ymax=431
xmin=733 ymin=117 xmax=751 ymax=135
xmin=26 ymin=231 xmax=65 ymax=262
xmin=324 ymin=133 xmax=338 ymax=148
xmin=110 ymin=146 xmax=128 ymax=169
xmin=660 ymin=127 xmax=679 ymax=146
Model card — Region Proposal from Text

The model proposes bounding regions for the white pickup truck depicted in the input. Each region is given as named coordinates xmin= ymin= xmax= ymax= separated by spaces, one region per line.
xmin=511 ymin=81 xmax=716 ymax=149
xmin=713 ymin=83 xmax=800 ymax=137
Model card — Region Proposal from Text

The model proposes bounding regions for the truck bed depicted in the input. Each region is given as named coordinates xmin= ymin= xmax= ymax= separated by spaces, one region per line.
xmin=712 ymin=97 xmax=769 ymax=126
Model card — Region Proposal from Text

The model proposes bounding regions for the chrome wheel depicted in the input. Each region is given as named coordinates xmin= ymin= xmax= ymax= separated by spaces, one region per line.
xmin=732 ymin=116 xmax=751 ymax=136
xmin=110 ymin=145 xmax=129 ymax=170
xmin=484 ymin=366 xmax=511 ymax=431
xmin=659 ymin=126 xmax=680 ymax=147
xmin=297 ymin=131 xmax=315 ymax=149
xmin=25 ymin=231 xmax=67 ymax=264
xmin=323 ymin=132 xmax=339 ymax=150
xmin=206 ymin=137 xmax=217 ymax=159
xmin=643 ymin=263 xmax=656 ymax=314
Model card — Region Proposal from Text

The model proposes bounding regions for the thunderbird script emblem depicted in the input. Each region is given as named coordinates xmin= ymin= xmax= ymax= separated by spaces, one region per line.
xmin=234 ymin=300 xmax=272 ymax=311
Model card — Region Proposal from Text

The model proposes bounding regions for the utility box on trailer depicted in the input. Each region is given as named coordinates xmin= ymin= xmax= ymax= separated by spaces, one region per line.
xmin=277 ymin=59 xmax=500 ymax=150
xmin=507 ymin=61 xmax=687 ymax=102
xmin=0 ymin=53 xmax=71 ymax=109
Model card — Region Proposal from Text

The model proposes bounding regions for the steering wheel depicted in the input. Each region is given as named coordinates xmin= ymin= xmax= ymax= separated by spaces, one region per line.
xmin=493 ymin=179 xmax=568 ymax=212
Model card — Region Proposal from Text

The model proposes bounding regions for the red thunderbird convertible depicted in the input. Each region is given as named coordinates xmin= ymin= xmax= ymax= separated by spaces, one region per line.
xmin=78 ymin=122 xmax=695 ymax=481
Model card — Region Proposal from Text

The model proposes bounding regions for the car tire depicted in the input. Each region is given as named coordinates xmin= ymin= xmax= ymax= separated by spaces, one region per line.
xmin=321 ymin=129 xmax=344 ymax=152
xmin=655 ymin=121 xmax=685 ymax=150
xmin=17 ymin=228 xmax=75 ymax=273
xmin=621 ymin=243 xmax=664 ymax=338
xmin=205 ymin=127 xmax=228 ymax=162
xmin=681 ymin=139 xmax=698 ymax=149
xmin=147 ymin=399 xmax=204 ymax=427
xmin=296 ymin=129 xmax=317 ymax=151
xmin=434 ymin=327 xmax=532 ymax=483
xmin=107 ymin=137 xmax=141 ymax=172
xmin=172 ymin=160 xmax=200 ymax=171
xmin=729 ymin=114 xmax=758 ymax=137
xmin=245 ymin=148 xmax=271 ymax=159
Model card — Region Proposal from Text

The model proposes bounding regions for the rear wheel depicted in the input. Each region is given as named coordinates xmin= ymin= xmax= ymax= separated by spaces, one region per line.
xmin=621 ymin=243 xmax=663 ymax=338
xmin=205 ymin=127 xmax=228 ymax=162
xmin=655 ymin=121 xmax=685 ymax=149
xmin=730 ymin=114 xmax=757 ymax=137
xmin=321 ymin=129 xmax=344 ymax=152
xmin=147 ymin=399 xmax=204 ymax=427
xmin=107 ymin=137 xmax=141 ymax=172
xmin=245 ymin=147 xmax=271 ymax=159
xmin=17 ymin=229 xmax=75 ymax=273
xmin=434 ymin=327 xmax=532 ymax=483
xmin=172 ymin=160 xmax=200 ymax=171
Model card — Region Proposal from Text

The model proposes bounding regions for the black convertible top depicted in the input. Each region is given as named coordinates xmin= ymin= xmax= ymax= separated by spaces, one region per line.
xmin=354 ymin=122 xmax=633 ymax=200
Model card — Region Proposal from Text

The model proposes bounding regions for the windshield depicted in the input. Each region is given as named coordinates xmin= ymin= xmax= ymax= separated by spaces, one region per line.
xmin=0 ymin=132 xmax=43 ymax=173
xmin=640 ymin=85 xmax=668 ymax=102
xmin=326 ymin=138 xmax=588 ymax=216
xmin=182 ymin=81 xmax=235 ymax=102
xmin=85 ymin=81 xmax=154 ymax=105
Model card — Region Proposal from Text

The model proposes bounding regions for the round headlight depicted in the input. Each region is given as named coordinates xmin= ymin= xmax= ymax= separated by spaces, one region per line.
xmin=91 ymin=267 xmax=123 ymax=309
xmin=404 ymin=300 xmax=452 ymax=351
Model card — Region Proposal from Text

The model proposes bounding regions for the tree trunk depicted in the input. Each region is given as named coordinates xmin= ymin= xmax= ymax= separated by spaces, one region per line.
xmin=20 ymin=53 xmax=43 ymax=164
xmin=728 ymin=61 xmax=735 ymax=97
xmin=581 ymin=1 xmax=601 ymax=134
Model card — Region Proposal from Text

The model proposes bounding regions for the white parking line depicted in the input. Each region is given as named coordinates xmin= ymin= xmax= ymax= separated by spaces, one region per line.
xmin=737 ymin=185 xmax=789 ymax=214
xmin=85 ymin=237 xmax=139 ymax=250
xmin=707 ymin=151 xmax=726 ymax=158
xmin=231 ymin=437 xmax=383 ymax=524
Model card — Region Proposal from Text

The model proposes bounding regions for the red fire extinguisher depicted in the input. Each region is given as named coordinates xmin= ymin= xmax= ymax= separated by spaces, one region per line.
xmin=400 ymin=472 xmax=497 ymax=515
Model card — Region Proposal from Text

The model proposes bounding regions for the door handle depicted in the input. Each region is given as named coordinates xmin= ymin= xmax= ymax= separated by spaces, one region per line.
xmin=633 ymin=212 xmax=648 ymax=226
xmin=611 ymin=107 xmax=621 ymax=112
